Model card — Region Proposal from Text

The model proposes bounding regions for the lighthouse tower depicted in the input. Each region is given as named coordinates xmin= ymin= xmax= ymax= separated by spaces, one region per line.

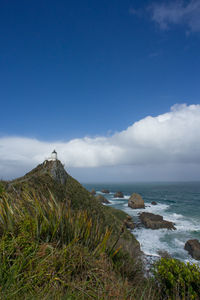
xmin=47 ymin=150 xmax=58 ymax=162
xmin=51 ymin=150 xmax=57 ymax=161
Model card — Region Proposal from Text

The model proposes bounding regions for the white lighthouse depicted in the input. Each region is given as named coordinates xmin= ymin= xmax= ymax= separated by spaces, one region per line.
xmin=48 ymin=150 xmax=57 ymax=161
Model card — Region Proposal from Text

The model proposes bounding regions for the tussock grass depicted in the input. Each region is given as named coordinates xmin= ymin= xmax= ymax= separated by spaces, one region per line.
xmin=0 ymin=190 xmax=155 ymax=299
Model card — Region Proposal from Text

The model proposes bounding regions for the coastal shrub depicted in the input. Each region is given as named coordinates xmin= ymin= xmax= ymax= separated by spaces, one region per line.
xmin=153 ymin=257 xmax=200 ymax=299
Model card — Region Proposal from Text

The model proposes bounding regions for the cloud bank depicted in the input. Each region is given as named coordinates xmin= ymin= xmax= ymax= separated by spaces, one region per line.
xmin=150 ymin=0 xmax=200 ymax=32
xmin=0 ymin=104 xmax=200 ymax=181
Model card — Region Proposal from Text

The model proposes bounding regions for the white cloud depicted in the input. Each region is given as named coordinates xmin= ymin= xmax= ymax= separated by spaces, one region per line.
xmin=150 ymin=0 xmax=200 ymax=32
xmin=1 ymin=104 xmax=200 ymax=181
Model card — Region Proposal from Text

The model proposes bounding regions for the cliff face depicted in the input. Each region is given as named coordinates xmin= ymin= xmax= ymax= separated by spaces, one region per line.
xmin=2 ymin=160 xmax=142 ymax=263
xmin=24 ymin=160 xmax=68 ymax=185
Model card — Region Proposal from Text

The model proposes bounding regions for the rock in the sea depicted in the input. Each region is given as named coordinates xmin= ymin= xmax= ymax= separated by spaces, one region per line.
xmin=91 ymin=189 xmax=96 ymax=195
xmin=184 ymin=239 xmax=200 ymax=260
xmin=139 ymin=212 xmax=176 ymax=230
xmin=151 ymin=201 xmax=157 ymax=205
xmin=96 ymin=194 xmax=110 ymax=204
xmin=114 ymin=191 xmax=124 ymax=198
xmin=124 ymin=215 xmax=134 ymax=229
xmin=128 ymin=193 xmax=145 ymax=209
xmin=157 ymin=250 xmax=171 ymax=259
xmin=101 ymin=189 xmax=110 ymax=194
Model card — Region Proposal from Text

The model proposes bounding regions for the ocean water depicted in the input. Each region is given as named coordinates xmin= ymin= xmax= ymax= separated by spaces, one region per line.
xmin=83 ymin=182 xmax=200 ymax=264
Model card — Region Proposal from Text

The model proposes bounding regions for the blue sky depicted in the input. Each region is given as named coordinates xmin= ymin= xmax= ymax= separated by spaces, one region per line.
xmin=0 ymin=0 xmax=200 ymax=181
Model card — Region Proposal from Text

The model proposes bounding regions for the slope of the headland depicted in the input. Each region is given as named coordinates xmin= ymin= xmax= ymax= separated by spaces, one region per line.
xmin=2 ymin=159 xmax=141 ymax=262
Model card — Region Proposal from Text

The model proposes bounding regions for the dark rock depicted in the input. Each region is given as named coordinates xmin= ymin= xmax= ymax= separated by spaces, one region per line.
xmin=184 ymin=239 xmax=200 ymax=260
xmin=124 ymin=215 xmax=134 ymax=229
xmin=114 ymin=191 xmax=124 ymax=198
xmin=151 ymin=201 xmax=157 ymax=205
xmin=128 ymin=193 xmax=145 ymax=209
xmin=91 ymin=189 xmax=96 ymax=195
xmin=101 ymin=189 xmax=110 ymax=194
xmin=96 ymin=194 xmax=110 ymax=204
xmin=139 ymin=212 xmax=176 ymax=230
xmin=157 ymin=250 xmax=171 ymax=259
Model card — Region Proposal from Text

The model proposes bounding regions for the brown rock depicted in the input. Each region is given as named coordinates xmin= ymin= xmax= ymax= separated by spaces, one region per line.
xmin=114 ymin=191 xmax=124 ymax=198
xmin=184 ymin=239 xmax=200 ymax=260
xmin=101 ymin=189 xmax=110 ymax=194
xmin=91 ymin=189 xmax=96 ymax=195
xmin=128 ymin=193 xmax=145 ymax=209
xmin=139 ymin=212 xmax=176 ymax=230
xmin=124 ymin=215 xmax=134 ymax=229
xmin=96 ymin=194 xmax=110 ymax=204
xmin=151 ymin=201 xmax=157 ymax=205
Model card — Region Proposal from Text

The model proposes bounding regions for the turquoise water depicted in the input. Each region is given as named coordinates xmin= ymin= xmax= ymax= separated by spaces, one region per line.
xmin=83 ymin=182 xmax=200 ymax=263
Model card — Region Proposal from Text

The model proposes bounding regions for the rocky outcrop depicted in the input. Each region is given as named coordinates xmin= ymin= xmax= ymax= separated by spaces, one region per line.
xmin=114 ymin=191 xmax=124 ymax=198
xmin=96 ymin=194 xmax=110 ymax=204
xmin=128 ymin=193 xmax=145 ymax=209
xmin=151 ymin=201 xmax=157 ymax=205
xmin=49 ymin=160 xmax=68 ymax=185
xmin=124 ymin=216 xmax=134 ymax=229
xmin=101 ymin=189 xmax=110 ymax=194
xmin=184 ymin=239 xmax=200 ymax=260
xmin=139 ymin=212 xmax=176 ymax=230
xmin=91 ymin=189 xmax=96 ymax=195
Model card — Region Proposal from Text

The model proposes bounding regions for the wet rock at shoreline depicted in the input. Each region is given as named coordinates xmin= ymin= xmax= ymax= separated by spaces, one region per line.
xmin=184 ymin=239 xmax=200 ymax=260
xmin=96 ymin=194 xmax=110 ymax=204
xmin=157 ymin=250 xmax=171 ymax=259
xmin=151 ymin=201 xmax=157 ymax=205
xmin=114 ymin=191 xmax=124 ymax=198
xmin=128 ymin=193 xmax=145 ymax=209
xmin=139 ymin=212 xmax=176 ymax=230
xmin=101 ymin=189 xmax=110 ymax=194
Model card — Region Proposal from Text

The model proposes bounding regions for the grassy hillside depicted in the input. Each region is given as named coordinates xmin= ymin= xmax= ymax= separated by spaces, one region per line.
xmin=0 ymin=160 xmax=199 ymax=299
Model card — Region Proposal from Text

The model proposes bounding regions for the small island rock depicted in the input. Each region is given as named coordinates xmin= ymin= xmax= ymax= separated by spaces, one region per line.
xmin=96 ymin=194 xmax=110 ymax=204
xmin=114 ymin=191 xmax=124 ymax=198
xmin=184 ymin=239 xmax=200 ymax=260
xmin=101 ymin=189 xmax=110 ymax=194
xmin=139 ymin=212 xmax=176 ymax=230
xmin=128 ymin=193 xmax=145 ymax=209
xmin=151 ymin=201 xmax=157 ymax=205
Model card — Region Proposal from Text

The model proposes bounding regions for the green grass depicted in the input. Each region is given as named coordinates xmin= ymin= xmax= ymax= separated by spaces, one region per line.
xmin=0 ymin=191 xmax=153 ymax=299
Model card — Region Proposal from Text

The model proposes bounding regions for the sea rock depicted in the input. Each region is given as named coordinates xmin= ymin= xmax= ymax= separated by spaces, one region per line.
xmin=128 ymin=193 xmax=145 ymax=209
xmin=91 ymin=189 xmax=96 ymax=195
xmin=101 ymin=189 xmax=110 ymax=194
xmin=151 ymin=201 xmax=157 ymax=205
xmin=96 ymin=194 xmax=110 ymax=204
xmin=114 ymin=191 xmax=124 ymax=198
xmin=124 ymin=215 xmax=134 ymax=229
xmin=157 ymin=250 xmax=171 ymax=259
xmin=139 ymin=212 xmax=176 ymax=230
xmin=184 ymin=239 xmax=200 ymax=260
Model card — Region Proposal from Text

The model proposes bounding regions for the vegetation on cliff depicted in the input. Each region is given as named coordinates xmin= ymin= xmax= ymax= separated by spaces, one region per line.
xmin=0 ymin=160 xmax=199 ymax=299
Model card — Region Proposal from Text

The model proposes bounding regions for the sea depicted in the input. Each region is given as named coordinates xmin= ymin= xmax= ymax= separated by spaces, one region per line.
xmin=83 ymin=182 xmax=200 ymax=265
